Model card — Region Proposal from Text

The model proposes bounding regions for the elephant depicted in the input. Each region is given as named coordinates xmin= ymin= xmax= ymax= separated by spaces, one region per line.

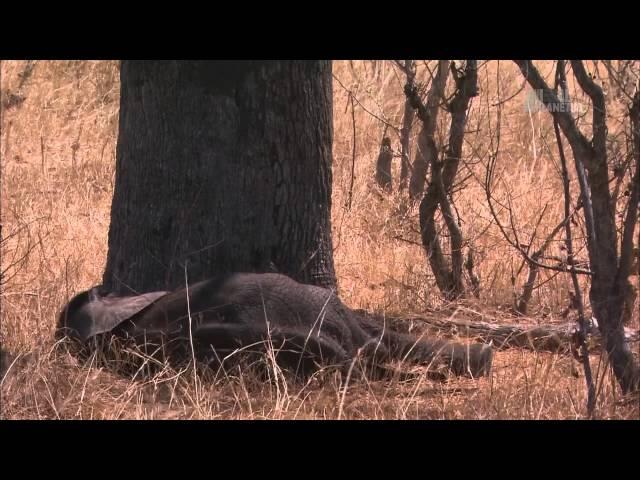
xmin=56 ymin=273 xmax=493 ymax=381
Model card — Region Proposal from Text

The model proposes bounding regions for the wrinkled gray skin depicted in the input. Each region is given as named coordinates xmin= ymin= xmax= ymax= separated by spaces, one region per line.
xmin=57 ymin=273 xmax=492 ymax=380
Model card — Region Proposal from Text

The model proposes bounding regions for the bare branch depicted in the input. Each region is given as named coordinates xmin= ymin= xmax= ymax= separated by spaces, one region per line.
xmin=513 ymin=60 xmax=593 ymax=168
xmin=484 ymin=153 xmax=592 ymax=277
xmin=570 ymin=61 xmax=607 ymax=157
xmin=332 ymin=73 xmax=401 ymax=139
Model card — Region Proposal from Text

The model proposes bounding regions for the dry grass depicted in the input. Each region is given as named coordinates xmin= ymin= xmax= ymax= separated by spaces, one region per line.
xmin=1 ymin=60 xmax=638 ymax=419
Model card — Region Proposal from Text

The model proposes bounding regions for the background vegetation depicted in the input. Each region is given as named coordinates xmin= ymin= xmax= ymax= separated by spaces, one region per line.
xmin=1 ymin=60 xmax=638 ymax=419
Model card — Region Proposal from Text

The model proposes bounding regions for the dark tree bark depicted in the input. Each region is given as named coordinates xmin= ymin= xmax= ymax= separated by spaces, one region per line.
xmin=408 ymin=60 xmax=449 ymax=200
xmin=399 ymin=60 xmax=416 ymax=191
xmin=620 ymin=93 xmax=640 ymax=327
xmin=103 ymin=61 xmax=336 ymax=294
xmin=374 ymin=136 xmax=393 ymax=191
xmin=515 ymin=60 xmax=640 ymax=393
xmin=405 ymin=60 xmax=477 ymax=300
xmin=434 ymin=60 xmax=478 ymax=297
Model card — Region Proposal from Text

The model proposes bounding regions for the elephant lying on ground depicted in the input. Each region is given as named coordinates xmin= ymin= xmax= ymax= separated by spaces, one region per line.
xmin=56 ymin=273 xmax=493 ymax=380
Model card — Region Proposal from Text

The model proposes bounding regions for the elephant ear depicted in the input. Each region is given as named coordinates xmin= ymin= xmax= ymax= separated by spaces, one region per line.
xmin=72 ymin=290 xmax=170 ymax=342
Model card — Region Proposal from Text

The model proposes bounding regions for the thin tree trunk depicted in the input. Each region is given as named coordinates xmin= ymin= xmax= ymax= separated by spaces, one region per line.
xmin=438 ymin=61 xmax=478 ymax=296
xmin=570 ymin=61 xmax=639 ymax=394
xmin=618 ymin=91 xmax=640 ymax=326
xmin=554 ymin=59 xmax=596 ymax=414
xmin=420 ymin=165 xmax=456 ymax=296
xmin=409 ymin=60 xmax=448 ymax=200
xmin=399 ymin=60 xmax=415 ymax=191
xmin=411 ymin=61 xmax=477 ymax=300
xmin=103 ymin=61 xmax=336 ymax=294
xmin=515 ymin=60 xmax=640 ymax=393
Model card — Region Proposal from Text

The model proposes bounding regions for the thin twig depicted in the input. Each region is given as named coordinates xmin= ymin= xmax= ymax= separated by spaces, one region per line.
xmin=332 ymin=73 xmax=401 ymax=138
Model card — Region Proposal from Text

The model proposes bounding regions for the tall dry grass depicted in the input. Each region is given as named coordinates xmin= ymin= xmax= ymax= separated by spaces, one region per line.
xmin=1 ymin=60 xmax=638 ymax=419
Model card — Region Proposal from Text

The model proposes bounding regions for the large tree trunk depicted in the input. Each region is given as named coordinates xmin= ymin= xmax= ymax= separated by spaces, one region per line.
xmin=103 ymin=61 xmax=336 ymax=294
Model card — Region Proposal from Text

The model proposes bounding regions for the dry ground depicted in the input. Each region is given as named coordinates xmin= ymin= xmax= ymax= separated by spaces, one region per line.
xmin=1 ymin=60 xmax=638 ymax=419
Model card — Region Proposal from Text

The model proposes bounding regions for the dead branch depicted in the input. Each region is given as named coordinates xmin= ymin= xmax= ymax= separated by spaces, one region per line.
xmin=332 ymin=73 xmax=401 ymax=139
xmin=484 ymin=154 xmax=592 ymax=276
